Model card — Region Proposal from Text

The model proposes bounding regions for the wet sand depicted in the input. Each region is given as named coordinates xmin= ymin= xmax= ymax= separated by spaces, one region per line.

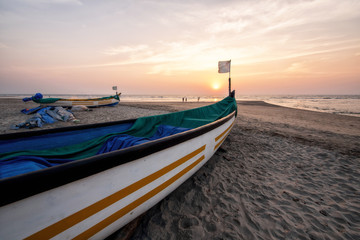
xmin=1 ymin=99 xmax=360 ymax=239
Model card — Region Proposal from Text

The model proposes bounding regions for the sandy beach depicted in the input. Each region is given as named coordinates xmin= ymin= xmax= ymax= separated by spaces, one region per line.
xmin=1 ymin=99 xmax=359 ymax=239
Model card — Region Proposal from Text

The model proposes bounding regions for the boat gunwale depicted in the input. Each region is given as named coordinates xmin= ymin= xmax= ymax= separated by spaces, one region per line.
xmin=0 ymin=110 xmax=236 ymax=207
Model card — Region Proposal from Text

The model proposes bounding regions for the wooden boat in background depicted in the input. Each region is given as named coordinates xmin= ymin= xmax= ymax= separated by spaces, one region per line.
xmin=0 ymin=95 xmax=237 ymax=239
xmin=23 ymin=93 xmax=121 ymax=107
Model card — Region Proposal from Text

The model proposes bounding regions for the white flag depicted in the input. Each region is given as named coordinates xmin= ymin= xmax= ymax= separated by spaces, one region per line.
xmin=218 ymin=60 xmax=231 ymax=73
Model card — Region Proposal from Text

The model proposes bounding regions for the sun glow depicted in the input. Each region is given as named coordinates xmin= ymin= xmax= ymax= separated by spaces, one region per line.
xmin=211 ymin=82 xmax=221 ymax=90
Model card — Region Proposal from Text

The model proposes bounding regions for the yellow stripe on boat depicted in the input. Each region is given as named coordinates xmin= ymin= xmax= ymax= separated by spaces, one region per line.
xmin=214 ymin=121 xmax=234 ymax=150
xmin=74 ymin=155 xmax=206 ymax=240
xmin=215 ymin=121 xmax=234 ymax=142
xmin=25 ymin=145 xmax=206 ymax=240
xmin=69 ymin=101 xmax=94 ymax=105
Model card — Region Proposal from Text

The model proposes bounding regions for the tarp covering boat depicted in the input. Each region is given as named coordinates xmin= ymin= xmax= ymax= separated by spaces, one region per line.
xmin=22 ymin=93 xmax=121 ymax=107
xmin=23 ymin=93 xmax=120 ymax=103
xmin=0 ymin=96 xmax=237 ymax=179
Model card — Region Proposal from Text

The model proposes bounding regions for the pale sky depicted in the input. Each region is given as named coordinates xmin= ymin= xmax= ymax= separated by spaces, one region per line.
xmin=0 ymin=0 xmax=359 ymax=95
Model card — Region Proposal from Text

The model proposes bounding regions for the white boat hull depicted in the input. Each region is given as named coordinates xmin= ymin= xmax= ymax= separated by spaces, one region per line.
xmin=0 ymin=114 xmax=235 ymax=239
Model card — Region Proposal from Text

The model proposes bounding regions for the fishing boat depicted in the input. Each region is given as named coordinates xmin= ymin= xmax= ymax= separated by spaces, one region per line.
xmin=0 ymin=94 xmax=237 ymax=240
xmin=22 ymin=93 xmax=121 ymax=107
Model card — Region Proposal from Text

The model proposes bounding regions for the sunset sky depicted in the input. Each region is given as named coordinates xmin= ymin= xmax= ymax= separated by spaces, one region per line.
xmin=0 ymin=0 xmax=359 ymax=96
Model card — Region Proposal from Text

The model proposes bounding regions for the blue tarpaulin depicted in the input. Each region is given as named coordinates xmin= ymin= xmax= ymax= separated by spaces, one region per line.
xmin=0 ymin=125 xmax=189 ymax=179
xmin=12 ymin=107 xmax=74 ymax=129
xmin=97 ymin=125 xmax=189 ymax=153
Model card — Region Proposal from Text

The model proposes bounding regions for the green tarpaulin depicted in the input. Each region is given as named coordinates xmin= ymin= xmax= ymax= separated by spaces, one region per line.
xmin=1 ymin=96 xmax=237 ymax=161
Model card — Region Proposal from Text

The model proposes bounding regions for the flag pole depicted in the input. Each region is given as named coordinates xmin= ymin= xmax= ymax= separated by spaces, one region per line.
xmin=228 ymin=60 xmax=231 ymax=96
xmin=218 ymin=59 xmax=233 ymax=97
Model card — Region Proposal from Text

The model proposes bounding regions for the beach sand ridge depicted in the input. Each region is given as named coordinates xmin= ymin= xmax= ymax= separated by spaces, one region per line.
xmin=1 ymin=99 xmax=359 ymax=239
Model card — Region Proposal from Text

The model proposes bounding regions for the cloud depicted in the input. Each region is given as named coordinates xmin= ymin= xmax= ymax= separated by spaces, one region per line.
xmin=22 ymin=0 xmax=83 ymax=5
xmin=0 ymin=42 xmax=9 ymax=49
xmin=2 ymin=0 xmax=359 ymax=78
xmin=96 ymin=40 xmax=264 ymax=75
xmin=204 ymin=0 xmax=360 ymax=37
xmin=103 ymin=45 xmax=149 ymax=55
xmin=286 ymin=62 xmax=308 ymax=73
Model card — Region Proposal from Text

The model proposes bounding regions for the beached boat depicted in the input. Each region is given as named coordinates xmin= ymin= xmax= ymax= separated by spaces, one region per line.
xmin=23 ymin=93 xmax=121 ymax=107
xmin=0 ymin=95 xmax=237 ymax=240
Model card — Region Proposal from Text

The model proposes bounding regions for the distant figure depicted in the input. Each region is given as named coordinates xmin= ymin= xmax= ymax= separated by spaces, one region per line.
xmin=198 ymin=97 xmax=200 ymax=102
xmin=182 ymin=97 xmax=184 ymax=102
xmin=185 ymin=97 xmax=187 ymax=102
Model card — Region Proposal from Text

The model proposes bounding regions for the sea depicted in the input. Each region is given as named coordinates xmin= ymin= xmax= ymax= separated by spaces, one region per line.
xmin=1 ymin=94 xmax=359 ymax=118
